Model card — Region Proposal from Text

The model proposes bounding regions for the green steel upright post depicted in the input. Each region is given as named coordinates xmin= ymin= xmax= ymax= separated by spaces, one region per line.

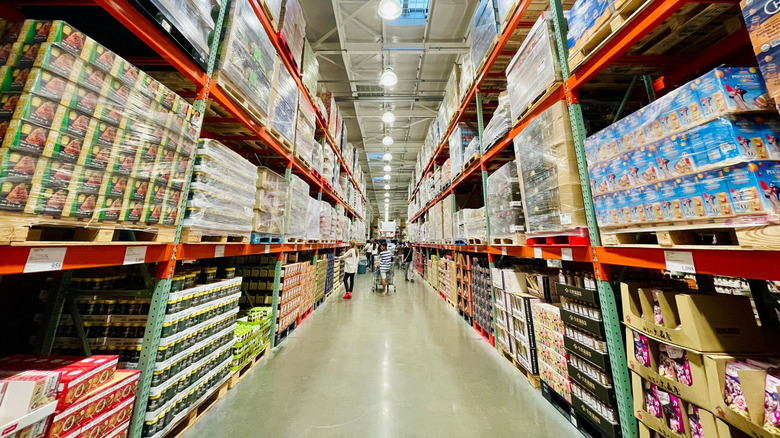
xmin=548 ymin=1 xmax=637 ymax=436
xmin=129 ymin=2 xmax=229 ymax=437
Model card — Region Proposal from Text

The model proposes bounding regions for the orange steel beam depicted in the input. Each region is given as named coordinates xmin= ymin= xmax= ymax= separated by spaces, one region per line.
xmin=567 ymin=0 xmax=689 ymax=92
xmin=0 ymin=244 xmax=174 ymax=275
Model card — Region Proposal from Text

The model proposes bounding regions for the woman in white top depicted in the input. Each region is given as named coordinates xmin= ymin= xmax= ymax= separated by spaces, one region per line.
xmin=338 ymin=241 xmax=359 ymax=299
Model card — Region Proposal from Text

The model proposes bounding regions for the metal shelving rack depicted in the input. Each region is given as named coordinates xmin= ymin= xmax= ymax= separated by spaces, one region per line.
xmin=0 ymin=2 xmax=361 ymax=438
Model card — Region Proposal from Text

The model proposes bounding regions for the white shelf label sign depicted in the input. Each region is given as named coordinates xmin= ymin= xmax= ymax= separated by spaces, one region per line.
xmin=214 ymin=245 xmax=225 ymax=258
xmin=664 ymin=251 xmax=695 ymax=274
xmin=501 ymin=247 xmax=507 ymax=256
xmin=533 ymin=247 xmax=543 ymax=259
xmin=264 ymin=245 xmax=270 ymax=254
xmin=24 ymin=248 xmax=67 ymax=273
xmin=561 ymin=248 xmax=573 ymax=261
xmin=123 ymin=246 xmax=147 ymax=265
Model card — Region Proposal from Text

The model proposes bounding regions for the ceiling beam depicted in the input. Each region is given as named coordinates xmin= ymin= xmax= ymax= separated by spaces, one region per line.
xmin=314 ymin=41 xmax=470 ymax=55
xmin=335 ymin=95 xmax=444 ymax=102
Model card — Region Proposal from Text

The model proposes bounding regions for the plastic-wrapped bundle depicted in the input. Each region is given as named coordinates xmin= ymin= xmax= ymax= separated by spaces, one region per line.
xmin=442 ymin=64 xmax=460 ymax=126
xmin=487 ymin=161 xmax=525 ymax=237
xmin=464 ymin=136 xmax=481 ymax=166
xmin=318 ymin=200 xmax=331 ymax=240
xmin=567 ymin=0 xmax=611 ymax=58
xmin=462 ymin=207 xmax=487 ymax=241
xmin=459 ymin=53 xmax=474 ymax=103
xmin=218 ymin=0 xmax=277 ymax=119
xmin=443 ymin=194 xmax=454 ymax=242
xmin=505 ymin=14 xmax=562 ymax=122
xmin=311 ymin=141 xmax=323 ymax=176
xmin=254 ymin=167 xmax=289 ymax=236
xmin=442 ymin=158 xmax=452 ymax=185
xmin=513 ymin=101 xmax=587 ymax=233
xmin=306 ymin=196 xmax=319 ymax=241
xmin=184 ymin=139 xmax=256 ymax=236
xmin=0 ymin=21 xmax=198 ymax=228
xmin=318 ymin=89 xmax=340 ymax=140
xmin=322 ymin=145 xmax=334 ymax=182
xmin=342 ymin=142 xmax=354 ymax=173
xmin=279 ymin=0 xmax=306 ymax=70
xmin=270 ymin=59 xmax=298 ymax=147
xmin=284 ymin=174 xmax=308 ymax=240
xmin=263 ymin=0 xmax=282 ymax=25
xmin=469 ymin=0 xmax=498 ymax=73
xmin=495 ymin=0 xmax=518 ymax=25
xmin=149 ymin=0 xmax=220 ymax=65
xmin=301 ymin=39 xmax=318 ymax=98
xmin=449 ymin=123 xmax=476 ymax=178
xmin=482 ymin=92 xmax=512 ymax=153
xmin=294 ymin=90 xmax=316 ymax=167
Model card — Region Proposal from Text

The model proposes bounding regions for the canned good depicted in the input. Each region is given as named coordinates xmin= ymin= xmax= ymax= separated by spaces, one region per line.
xmin=170 ymin=276 xmax=185 ymax=292
xmin=224 ymin=267 xmax=235 ymax=279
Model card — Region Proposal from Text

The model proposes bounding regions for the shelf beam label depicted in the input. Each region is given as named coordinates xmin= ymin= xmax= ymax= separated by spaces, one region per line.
xmin=123 ymin=246 xmax=147 ymax=265
xmin=264 ymin=245 xmax=270 ymax=254
xmin=664 ymin=251 xmax=695 ymax=274
xmin=24 ymin=248 xmax=67 ymax=273
xmin=214 ymin=245 xmax=225 ymax=258
xmin=561 ymin=248 xmax=573 ymax=261
xmin=533 ymin=247 xmax=543 ymax=259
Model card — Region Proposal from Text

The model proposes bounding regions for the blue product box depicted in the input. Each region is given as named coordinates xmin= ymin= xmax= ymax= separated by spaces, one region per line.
xmin=741 ymin=0 xmax=780 ymax=111
xmin=698 ymin=168 xmax=735 ymax=218
xmin=615 ymin=117 xmax=633 ymax=155
xmin=641 ymin=184 xmax=662 ymax=223
xmin=675 ymin=175 xmax=706 ymax=219
xmin=601 ymin=193 xmax=618 ymax=227
xmin=655 ymin=87 xmax=684 ymax=136
xmin=688 ymin=116 xmax=772 ymax=169
xmin=627 ymin=111 xmax=648 ymax=149
xmin=608 ymin=155 xmax=630 ymax=192
xmin=593 ymin=194 xmax=609 ymax=227
xmin=673 ymin=84 xmax=705 ymax=131
xmin=567 ymin=0 xmax=611 ymax=51
xmin=724 ymin=161 xmax=780 ymax=215
xmin=624 ymin=144 xmax=661 ymax=188
xmin=655 ymin=133 xmax=696 ymax=180
xmin=656 ymin=180 xmax=684 ymax=221
xmin=760 ymin=115 xmax=780 ymax=160
xmin=692 ymin=67 xmax=772 ymax=117
xmin=626 ymin=188 xmax=646 ymax=223
xmin=591 ymin=160 xmax=611 ymax=195
xmin=603 ymin=123 xmax=620 ymax=159
xmin=613 ymin=191 xmax=630 ymax=226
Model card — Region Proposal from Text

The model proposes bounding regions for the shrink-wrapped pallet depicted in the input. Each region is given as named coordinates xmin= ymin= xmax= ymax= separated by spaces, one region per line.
xmin=294 ymin=90 xmax=316 ymax=167
xmin=149 ymin=0 xmax=220 ymax=65
xmin=183 ymin=139 xmax=256 ymax=237
xmin=566 ymin=0 xmax=611 ymax=61
xmin=319 ymin=200 xmax=331 ymax=240
xmin=487 ymin=161 xmax=525 ymax=238
xmin=449 ymin=123 xmax=476 ymax=178
xmin=495 ymin=0 xmax=519 ymax=26
xmin=311 ymin=140 xmax=323 ymax=176
xmin=442 ymin=64 xmax=460 ymax=126
xmin=469 ymin=0 xmax=498 ymax=73
xmin=505 ymin=14 xmax=562 ymax=122
xmin=284 ymin=174 xmax=308 ymax=240
xmin=458 ymin=53 xmax=474 ymax=103
xmin=306 ymin=196 xmax=319 ymax=241
xmin=463 ymin=136 xmax=480 ymax=166
xmin=278 ymin=0 xmax=306 ymax=69
xmin=269 ymin=57 xmax=298 ymax=147
xmin=253 ymin=167 xmax=289 ymax=236
xmin=301 ymin=39 xmax=318 ymax=98
xmin=513 ymin=102 xmax=587 ymax=233
xmin=462 ymin=207 xmax=487 ymax=241
xmin=482 ymin=92 xmax=512 ymax=153
xmin=442 ymin=194 xmax=454 ymax=243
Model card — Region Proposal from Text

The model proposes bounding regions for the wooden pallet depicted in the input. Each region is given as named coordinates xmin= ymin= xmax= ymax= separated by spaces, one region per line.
xmin=463 ymin=152 xmax=481 ymax=171
xmin=499 ymin=346 xmax=542 ymax=389
xmin=601 ymin=223 xmax=780 ymax=251
xmin=251 ymin=233 xmax=283 ymax=244
xmin=285 ymin=237 xmax=306 ymax=243
xmin=258 ymin=0 xmax=279 ymax=31
xmin=228 ymin=345 xmax=269 ymax=389
xmin=212 ymin=72 xmax=269 ymax=126
xmin=0 ymin=213 xmax=176 ymax=245
xmin=162 ymin=380 xmax=229 ymax=438
xmin=526 ymin=227 xmax=590 ymax=246
xmin=267 ymin=127 xmax=294 ymax=153
xmin=180 ymin=230 xmax=250 ymax=244
xmin=511 ymin=81 xmax=562 ymax=125
xmin=467 ymin=237 xmax=484 ymax=245
xmin=491 ymin=234 xmax=526 ymax=245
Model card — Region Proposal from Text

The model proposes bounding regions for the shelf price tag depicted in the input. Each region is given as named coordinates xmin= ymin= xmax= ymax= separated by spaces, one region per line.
xmin=664 ymin=251 xmax=695 ymax=274
xmin=501 ymin=247 xmax=507 ymax=256
xmin=24 ymin=248 xmax=67 ymax=273
xmin=214 ymin=245 xmax=225 ymax=258
xmin=533 ymin=247 xmax=543 ymax=259
xmin=547 ymin=259 xmax=562 ymax=268
xmin=123 ymin=246 xmax=147 ymax=265
xmin=561 ymin=248 xmax=573 ymax=261
xmin=264 ymin=245 xmax=270 ymax=254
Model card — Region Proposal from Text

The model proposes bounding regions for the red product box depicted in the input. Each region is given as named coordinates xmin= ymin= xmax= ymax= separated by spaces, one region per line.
xmin=103 ymin=420 xmax=129 ymax=438
xmin=60 ymin=397 xmax=134 ymax=438
xmin=47 ymin=370 xmax=139 ymax=438
xmin=55 ymin=356 xmax=118 ymax=410
xmin=0 ymin=370 xmax=61 ymax=413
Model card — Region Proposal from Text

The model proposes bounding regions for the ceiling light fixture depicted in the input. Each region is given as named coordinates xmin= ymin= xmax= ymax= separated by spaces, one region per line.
xmin=384 ymin=174 xmax=391 ymax=180
xmin=378 ymin=0 xmax=402 ymax=20
xmin=385 ymin=199 xmax=390 ymax=203
xmin=380 ymin=68 xmax=397 ymax=87
xmin=383 ymin=165 xmax=392 ymax=172
xmin=384 ymin=193 xmax=390 ymax=198
xmin=383 ymin=152 xmax=393 ymax=162
xmin=384 ymin=183 xmax=390 ymax=189
xmin=382 ymin=135 xmax=393 ymax=146
xmin=382 ymin=111 xmax=395 ymax=124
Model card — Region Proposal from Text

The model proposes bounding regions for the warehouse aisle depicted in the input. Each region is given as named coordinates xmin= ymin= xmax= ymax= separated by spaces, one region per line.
xmin=185 ymin=270 xmax=581 ymax=438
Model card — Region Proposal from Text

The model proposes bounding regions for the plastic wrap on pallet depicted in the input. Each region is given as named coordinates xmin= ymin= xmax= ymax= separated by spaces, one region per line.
xmin=442 ymin=194 xmax=454 ymax=242
xmin=463 ymin=136 xmax=480 ymax=166
xmin=318 ymin=89 xmax=338 ymax=140
xmin=263 ymin=0 xmax=282 ymax=26
xmin=585 ymin=67 xmax=780 ymax=230
xmin=269 ymin=58 xmax=298 ymax=147
xmin=301 ymin=39 xmax=318 ymax=98
xmin=322 ymin=145 xmax=334 ymax=182
xmin=513 ymin=101 xmax=587 ymax=234
xmin=566 ymin=0 xmax=611 ymax=57
xmin=305 ymin=196 xmax=319 ymax=241
xmin=442 ymin=63 xmax=460 ymax=126
xmin=342 ymin=142 xmax=354 ymax=173
xmin=487 ymin=161 xmax=525 ymax=238
xmin=458 ymin=53 xmax=474 ymax=104
xmin=462 ymin=207 xmax=487 ymax=241
xmin=495 ymin=0 xmax=519 ymax=26
xmin=742 ymin=3 xmax=780 ymax=114
xmin=482 ymin=92 xmax=512 ymax=153
xmin=469 ymin=0 xmax=498 ymax=74
xmin=294 ymin=90 xmax=315 ymax=167
xmin=449 ymin=122 xmax=476 ymax=177
xmin=442 ymin=158 xmax=452 ymax=185
xmin=505 ymin=14 xmax=562 ymax=122
xmin=149 ymin=0 xmax=219 ymax=65
xmin=279 ymin=0 xmax=306 ymax=69
xmin=0 ymin=22 xmax=199 ymax=228
xmin=311 ymin=141 xmax=323 ymax=176
xmin=184 ymin=139 xmax=256 ymax=236
xmin=284 ymin=173 xmax=308 ymax=240
xmin=318 ymin=199 xmax=331 ymax=240
xmin=218 ymin=0 xmax=276 ymax=119
xmin=254 ymin=166 xmax=289 ymax=236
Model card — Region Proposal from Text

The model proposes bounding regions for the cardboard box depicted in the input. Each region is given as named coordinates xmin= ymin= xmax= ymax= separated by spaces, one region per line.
xmin=501 ymin=269 xmax=527 ymax=293
xmin=621 ymin=283 xmax=774 ymax=352
xmin=0 ymin=371 xmax=60 ymax=416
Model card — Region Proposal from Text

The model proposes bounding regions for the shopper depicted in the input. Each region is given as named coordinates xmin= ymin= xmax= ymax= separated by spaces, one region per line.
xmin=371 ymin=240 xmax=380 ymax=271
xmin=379 ymin=243 xmax=393 ymax=295
xmin=338 ymin=242 xmax=359 ymax=299
xmin=364 ymin=241 xmax=374 ymax=273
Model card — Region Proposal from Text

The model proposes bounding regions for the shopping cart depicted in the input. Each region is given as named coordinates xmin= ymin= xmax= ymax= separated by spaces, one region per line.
xmin=373 ymin=268 xmax=395 ymax=293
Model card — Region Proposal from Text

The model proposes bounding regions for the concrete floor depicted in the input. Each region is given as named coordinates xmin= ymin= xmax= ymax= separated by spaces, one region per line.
xmin=185 ymin=270 xmax=582 ymax=437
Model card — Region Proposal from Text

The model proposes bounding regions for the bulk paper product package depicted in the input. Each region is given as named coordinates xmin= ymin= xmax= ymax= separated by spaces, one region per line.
xmin=254 ymin=166 xmax=289 ymax=237
xmin=149 ymin=0 xmax=220 ymax=65
xmin=442 ymin=63 xmax=461 ymax=126
xmin=469 ymin=0 xmax=499 ymax=73
xmin=218 ymin=0 xmax=277 ymax=119
xmin=429 ymin=201 xmax=443 ymax=242
xmin=505 ymin=14 xmax=562 ymax=122
xmin=269 ymin=57 xmax=298 ymax=147
xmin=584 ymin=67 xmax=780 ymax=230
xmin=487 ymin=161 xmax=525 ymax=238
xmin=442 ymin=194 xmax=454 ymax=242
xmin=513 ymin=101 xmax=587 ymax=233
xmin=0 ymin=21 xmax=198 ymax=228
xmin=294 ymin=90 xmax=316 ymax=167
xmin=311 ymin=140 xmax=323 ymax=176
xmin=306 ymin=196 xmax=320 ymax=241
xmin=449 ymin=122 xmax=477 ymax=177
xmin=740 ymin=0 xmax=780 ymax=112
xmin=278 ymin=0 xmax=306 ymax=69
xmin=460 ymin=207 xmax=487 ymax=241
xmin=284 ymin=173 xmax=308 ymax=240
xmin=301 ymin=39 xmax=319 ymax=98
xmin=482 ymin=92 xmax=512 ymax=153
xmin=319 ymin=199 xmax=331 ymax=240
xmin=183 ymin=139 xmax=256 ymax=237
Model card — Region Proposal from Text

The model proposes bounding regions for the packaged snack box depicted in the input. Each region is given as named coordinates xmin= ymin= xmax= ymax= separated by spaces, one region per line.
xmin=7 ymin=41 xmax=42 ymax=68
xmin=640 ymin=184 xmax=662 ymax=222
xmin=692 ymin=67 xmax=771 ymax=116
xmin=675 ymin=175 xmax=706 ymax=219
xmin=689 ymin=116 xmax=771 ymax=168
xmin=697 ymin=169 xmax=735 ymax=218
xmin=724 ymin=161 xmax=780 ymax=215
xmin=655 ymin=133 xmax=695 ymax=179
xmin=0 ymin=370 xmax=60 ymax=414
xmin=4 ymin=119 xmax=49 ymax=155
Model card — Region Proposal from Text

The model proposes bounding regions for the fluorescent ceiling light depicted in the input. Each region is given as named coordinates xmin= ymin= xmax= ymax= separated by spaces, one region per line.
xmin=384 ymin=184 xmax=390 ymax=189
xmin=378 ymin=0 xmax=402 ymax=20
xmin=384 ymin=193 xmax=390 ymax=197
xmin=382 ymin=111 xmax=395 ymax=123
xmin=384 ymin=174 xmax=391 ymax=180
xmin=383 ymin=165 xmax=391 ymax=172
xmin=382 ymin=136 xmax=394 ymax=146
xmin=380 ymin=68 xmax=397 ymax=87
xmin=383 ymin=152 xmax=393 ymax=162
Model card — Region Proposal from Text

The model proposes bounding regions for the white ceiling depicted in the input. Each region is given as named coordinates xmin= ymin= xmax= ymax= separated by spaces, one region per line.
xmin=300 ymin=0 xmax=478 ymax=220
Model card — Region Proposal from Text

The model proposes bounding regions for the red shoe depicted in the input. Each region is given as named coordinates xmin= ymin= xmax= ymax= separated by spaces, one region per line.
xmin=343 ymin=293 xmax=352 ymax=299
